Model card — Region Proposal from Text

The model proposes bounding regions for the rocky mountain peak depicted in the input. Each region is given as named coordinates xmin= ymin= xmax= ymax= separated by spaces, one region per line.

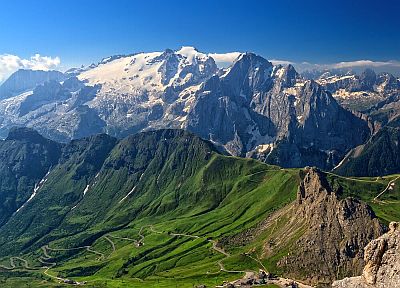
xmin=272 ymin=64 xmax=299 ymax=87
xmin=221 ymin=52 xmax=274 ymax=94
xmin=276 ymin=167 xmax=385 ymax=285
xmin=358 ymin=68 xmax=377 ymax=91
xmin=231 ymin=52 xmax=273 ymax=71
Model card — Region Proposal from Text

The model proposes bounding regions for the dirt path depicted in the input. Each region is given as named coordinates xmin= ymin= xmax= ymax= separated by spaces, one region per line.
xmin=171 ymin=232 xmax=200 ymax=239
xmin=150 ymin=226 xmax=247 ymax=275
xmin=104 ymin=236 xmax=116 ymax=255
xmin=209 ymin=240 xmax=230 ymax=257
xmin=0 ymin=231 xmax=129 ymax=284
xmin=148 ymin=225 xmax=163 ymax=235
xmin=244 ymin=253 xmax=267 ymax=271
xmin=0 ymin=257 xmax=36 ymax=270
xmin=107 ymin=234 xmax=137 ymax=242
xmin=44 ymin=244 xmax=105 ymax=260
xmin=43 ymin=266 xmax=66 ymax=282
xmin=0 ymin=259 xmax=15 ymax=270
xmin=374 ymin=175 xmax=400 ymax=201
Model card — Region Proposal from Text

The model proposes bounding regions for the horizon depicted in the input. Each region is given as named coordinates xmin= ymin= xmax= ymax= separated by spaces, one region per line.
xmin=1 ymin=0 xmax=400 ymax=81
xmin=1 ymin=45 xmax=399 ymax=84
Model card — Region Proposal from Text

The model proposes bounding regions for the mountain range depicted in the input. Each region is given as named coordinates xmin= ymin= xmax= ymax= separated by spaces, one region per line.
xmin=3 ymin=47 xmax=399 ymax=173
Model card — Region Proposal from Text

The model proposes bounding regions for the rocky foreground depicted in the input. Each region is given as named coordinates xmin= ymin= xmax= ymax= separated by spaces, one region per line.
xmin=332 ymin=222 xmax=400 ymax=288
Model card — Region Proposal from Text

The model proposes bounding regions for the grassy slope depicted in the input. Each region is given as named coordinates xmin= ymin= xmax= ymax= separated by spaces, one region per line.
xmin=0 ymin=149 xmax=299 ymax=287
xmin=0 ymin=128 xmax=61 ymax=227
xmin=0 ymin=130 xmax=399 ymax=287
xmin=58 ymin=163 xmax=299 ymax=288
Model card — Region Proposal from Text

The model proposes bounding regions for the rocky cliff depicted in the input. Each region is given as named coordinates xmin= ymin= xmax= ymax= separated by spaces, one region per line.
xmin=274 ymin=168 xmax=385 ymax=285
xmin=332 ymin=222 xmax=400 ymax=288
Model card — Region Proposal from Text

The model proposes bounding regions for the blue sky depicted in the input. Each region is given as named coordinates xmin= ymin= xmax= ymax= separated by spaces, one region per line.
xmin=0 ymin=0 xmax=399 ymax=75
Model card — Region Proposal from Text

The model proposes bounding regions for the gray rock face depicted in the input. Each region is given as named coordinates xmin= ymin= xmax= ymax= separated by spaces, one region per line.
xmin=0 ymin=77 xmax=103 ymax=142
xmin=332 ymin=222 xmax=400 ymax=288
xmin=0 ymin=48 xmax=371 ymax=168
xmin=0 ymin=69 xmax=65 ymax=100
xmin=334 ymin=123 xmax=400 ymax=177
xmin=187 ymin=54 xmax=369 ymax=169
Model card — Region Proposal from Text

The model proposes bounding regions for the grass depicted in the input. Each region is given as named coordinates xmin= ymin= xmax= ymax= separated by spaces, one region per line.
xmin=1 ymin=130 xmax=399 ymax=287
xmin=4 ymin=166 xmax=400 ymax=287
xmin=2 ymin=160 xmax=299 ymax=287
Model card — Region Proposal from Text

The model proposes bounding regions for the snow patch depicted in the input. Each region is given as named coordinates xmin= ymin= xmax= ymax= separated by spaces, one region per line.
xmin=119 ymin=174 xmax=144 ymax=203
xmin=83 ymin=185 xmax=90 ymax=196
xmin=14 ymin=170 xmax=51 ymax=214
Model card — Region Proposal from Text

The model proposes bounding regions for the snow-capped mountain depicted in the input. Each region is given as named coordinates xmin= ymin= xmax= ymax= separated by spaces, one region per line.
xmin=77 ymin=47 xmax=218 ymax=133
xmin=0 ymin=47 xmax=372 ymax=169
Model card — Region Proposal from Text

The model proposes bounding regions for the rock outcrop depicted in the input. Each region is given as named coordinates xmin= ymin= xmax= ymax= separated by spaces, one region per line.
xmin=275 ymin=168 xmax=385 ymax=286
xmin=332 ymin=222 xmax=400 ymax=288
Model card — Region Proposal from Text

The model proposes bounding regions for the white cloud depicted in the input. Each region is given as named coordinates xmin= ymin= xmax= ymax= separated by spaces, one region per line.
xmin=293 ymin=60 xmax=400 ymax=72
xmin=270 ymin=59 xmax=294 ymax=66
xmin=208 ymin=52 xmax=241 ymax=67
xmin=330 ymin=60 xmax=400 ymax=69
xmin=0 ymin=53 xmax=61 ymax=83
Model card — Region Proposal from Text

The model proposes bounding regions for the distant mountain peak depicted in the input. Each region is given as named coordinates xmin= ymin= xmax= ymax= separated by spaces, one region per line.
xmin=0 ymin=69 xmax=65 ymax=100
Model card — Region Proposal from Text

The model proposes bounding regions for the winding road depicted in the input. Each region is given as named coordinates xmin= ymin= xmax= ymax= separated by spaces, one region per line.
xmin=374 ymin=175 xmax=400 ymax=201
xmin=325 ymin=171 xmax=380 ymax=183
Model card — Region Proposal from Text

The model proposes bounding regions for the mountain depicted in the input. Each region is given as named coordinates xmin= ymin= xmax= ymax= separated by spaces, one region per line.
xmin=334 ymin=118 xmax=400 ymax=177
xmin=0 ymin=69 xmax=65 ymax=100
xmin=187 ymin=54 xmax=370 ymax=169
xmin=316 ymin=69 xmax=400 ymax=111
xmin=219 ymin=168 xmax=385 ymax=285
xmin=0 ymin=47 xmax=217 ymax=142
xmin=0 ymin=48 xmax=371 ymax=170
xmin=0 ymin=77 xmax=105 ymax=141
xmin=365 ymin=89 xmax=400 ymax=127
xmin=0 ymin=127 xmax=62 ymax=227
xmin=0 ymin=128 xmax=398 ymax=287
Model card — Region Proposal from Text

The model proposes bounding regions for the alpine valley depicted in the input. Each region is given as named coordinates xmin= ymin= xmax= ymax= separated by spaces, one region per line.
xmin=0 ymin=47 xmax=399 ymax=288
